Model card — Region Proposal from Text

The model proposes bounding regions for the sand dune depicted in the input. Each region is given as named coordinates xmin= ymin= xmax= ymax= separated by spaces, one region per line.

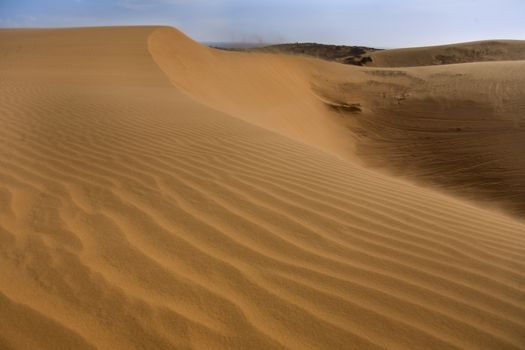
xmin=151 ymin=27 xmax=525 ymax=217
xmin=363 ymin=40 xmax=525 ymax=67
xmin=1 ymin=26 xmax=525 ymax=350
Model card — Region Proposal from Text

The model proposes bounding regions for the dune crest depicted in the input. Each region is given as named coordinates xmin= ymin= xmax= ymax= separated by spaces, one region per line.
xmin=1 ymin=26 xmax=525 ymax=349
xmin=148 ymin=27 xmax=360 ymax=161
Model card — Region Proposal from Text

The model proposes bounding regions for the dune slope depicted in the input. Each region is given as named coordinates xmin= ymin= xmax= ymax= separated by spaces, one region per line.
xmin=150 ymin=27 xmax=525 ymax=218
xmin=0 ymin=26 xmax=525 ymax=350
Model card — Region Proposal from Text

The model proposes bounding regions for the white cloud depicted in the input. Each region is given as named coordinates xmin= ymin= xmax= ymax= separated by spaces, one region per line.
xmin=0 ymin=15 xmax=37 ymax=27
xmin=118 ymin=0 xmax=156 ymax=10
xmin=118 ymin=0 xmax=204 ymax=10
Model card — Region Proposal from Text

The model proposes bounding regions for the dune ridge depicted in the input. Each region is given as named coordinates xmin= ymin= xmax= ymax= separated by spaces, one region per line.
xmin=0 ymin=26 xmax=524 ymax=349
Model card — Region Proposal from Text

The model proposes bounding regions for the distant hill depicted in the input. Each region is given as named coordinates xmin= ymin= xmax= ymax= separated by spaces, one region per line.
xmin=213 ymin=40 xmax=525 ymax=68
xmin=214 ymin=42 xmax=382 ymax=66
xmin=363 ymin=40 xmax=525 ymax=67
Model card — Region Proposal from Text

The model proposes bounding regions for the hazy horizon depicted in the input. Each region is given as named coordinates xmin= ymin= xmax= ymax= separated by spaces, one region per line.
xmin=1 ymin=0 xmax=524 ymax=48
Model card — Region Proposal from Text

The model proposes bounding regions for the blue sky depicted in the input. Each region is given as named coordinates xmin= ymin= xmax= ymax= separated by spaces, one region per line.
xmin=1 ymin=0 xmax=524 ymax=47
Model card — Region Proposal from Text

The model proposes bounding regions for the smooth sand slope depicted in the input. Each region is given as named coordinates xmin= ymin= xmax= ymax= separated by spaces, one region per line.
xmin=363 ymin=40 xmax=525 ymax=67
xmin=1 ymin=26 xmax=525 ymax=350
xmin=149 ymin=28 xmax=359 ymax=161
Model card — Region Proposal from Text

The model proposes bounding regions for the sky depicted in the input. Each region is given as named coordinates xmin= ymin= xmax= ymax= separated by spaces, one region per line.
xmin=1 ymin=0 xmax=524 ymax=47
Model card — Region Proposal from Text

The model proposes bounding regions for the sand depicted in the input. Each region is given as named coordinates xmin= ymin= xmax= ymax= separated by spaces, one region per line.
xmin=0 ymin=26 xmax=524 ymax=350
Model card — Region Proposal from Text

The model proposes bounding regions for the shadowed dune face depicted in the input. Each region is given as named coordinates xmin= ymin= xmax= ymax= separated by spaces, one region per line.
xmin=364 ymin=40 xmax=525 ymax=67
xmin=1 ymin=26 xmax=525 ymax=350
xmin=316 ymin=62 xmax=525 ymax=216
